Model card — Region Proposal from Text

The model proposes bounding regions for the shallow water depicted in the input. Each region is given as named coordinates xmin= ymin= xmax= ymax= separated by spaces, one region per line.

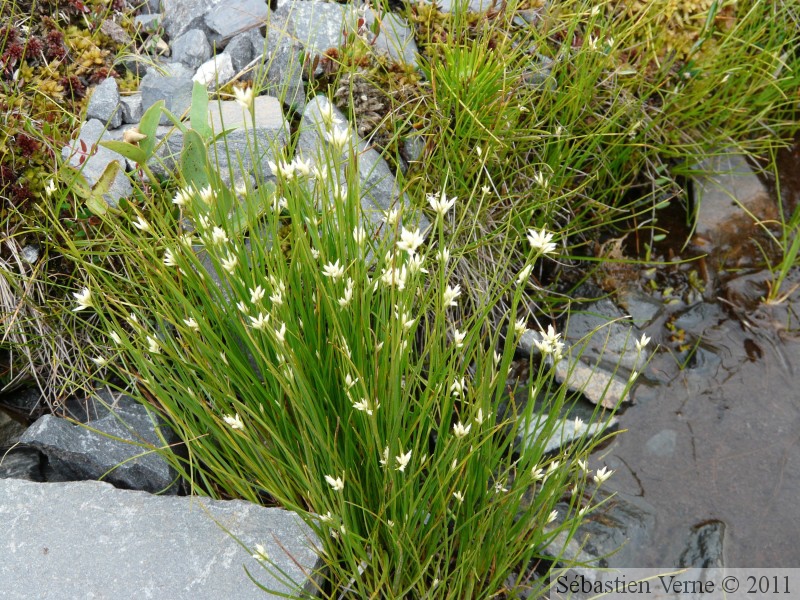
xmin=597 ymin=138 xmax=800 ymax=567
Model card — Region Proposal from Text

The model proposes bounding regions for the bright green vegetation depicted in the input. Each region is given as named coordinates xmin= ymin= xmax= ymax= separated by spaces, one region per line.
xmin=2 ymin=0 xmax=800 ymax=596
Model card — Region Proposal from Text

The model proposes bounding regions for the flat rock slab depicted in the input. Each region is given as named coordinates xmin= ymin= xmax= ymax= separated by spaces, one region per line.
xmin=0 ymin=479 xmax=322 ymax=599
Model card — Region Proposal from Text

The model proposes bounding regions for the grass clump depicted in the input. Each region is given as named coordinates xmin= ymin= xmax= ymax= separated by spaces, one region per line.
xmin=48 ymin=92 xmax=623 ymax=596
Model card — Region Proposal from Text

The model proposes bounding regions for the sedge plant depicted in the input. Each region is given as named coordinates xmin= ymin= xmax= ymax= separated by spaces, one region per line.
xmin=50 ymin=89 xmax=626 ymax=597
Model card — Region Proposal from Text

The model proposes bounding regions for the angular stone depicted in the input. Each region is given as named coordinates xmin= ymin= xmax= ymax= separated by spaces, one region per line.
xmin=140 ymin=71 xmax=194 ymax=125
xmin=20 ymin=389 xmax=179 ymax=494
xmin=61 ymin=119 xmax=132 ymax=208
xmin=437 ymin=0 xmax=495 ymax=12
xmin=692 ymin=151 xmax=773 ymax=239
xmin=161 ymin=0 xmax=221 ymax=41
xmin=365 ymin=11 xmax=418 ymax=66
xmin=133 ymin=13 xmax=163 ymax=33
xmin=193 ymin=52 xmax=236 ymax=90
xmin=85 ymin=77 xmax=122 ymax=129
xmin=206 ymin=94 xmax=288 ymax=187
xmin=170 ymin=28 xmax=212 ymax=70
xmin=204 ymin=0 xmax=269 ymax=47
xmin=226 ymin=28 xmax=263 ymax=72
xmin=0 ymin=479 xmax=322 ymax=599
xmin=260 ymin=12 xmax=306 ymax=109
xmin=553 ymin=358 xmax=631 ymax=409
xmin=276 ymin=1 xmax=351 ymax=57
xmin=0 ymin=446 xmax=44 ymax=481
xmin=119 ymin=92 xmax=143 ymax=124
xmin=297 ymin=96 xmax=429 ymax=238
xmin=0 ymin=410 xmax=25 ymax=446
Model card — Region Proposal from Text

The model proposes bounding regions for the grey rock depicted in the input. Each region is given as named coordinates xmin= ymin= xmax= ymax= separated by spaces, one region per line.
xmin=645 ymin=428 xmax=678 ymax=457
xmin=119 ymin=92 xmax=143 ymax=124
xmin=0 ymin=410 xmax=25 ymax=446
xmin=553 ymin=357 xmax=632 ymax=409
xmin=133 ymin=13 xmax=163 ymax=33
xmin=692 ymin=151 xmax=772 ymax=239
xmin=276 ymin=1 xmax=350 ymax=57
xmin=20 ymin=244 xmax=39 ymax=264
xmin=161 ymin=0 xmax=221 ymax=40
xmin=0 ymin=447 xmax=44 ymax=481
xmin=170 ymin=28 xmax=212 ymax=70
xmin=403 ymin=134 xmax=425 ymax=164
xmin=20 ymin=389 xmax=179 ymax=494
xmin=204 ymin=0 xmax=269 ymax=47
xmin=193 ymin=52 xmax=236 ymax=90
xmin=226 ymin=28 xmax=264 ymax=72
xmin=545 ymin=490 xmax=657 ymax=570
xmin=0 ymin=387 xmax=42 ymax=416
xmin=617 ymin=289 xmax=663 ymax=328
xmin=140 ymin=71 xmax=194 ymax=125
xmin=149 ymin=61 xmax=196 ymax=79
xmin=206 ymin=94 xmax=288 ymax=187
xmin=85 ymin=77 xmax=122 ymax=129
xmin=679 ymin=520 xmax=726 ymax=568
xmin=260 ymin=12 xmax=306 ymax=109
xmin=61 ymin=119 xmax=132 ymax=208
xmin=520 ymin=411 xmax=618 ymax=455
xmin=0 ymin=479 xmax=322 ymax=599
xmin=143 ymin=0 xmax=163 ymax=13
xmin=365 ymin=11 xmax=418 ymax=66
xmin=437 ymin=0 xmax=495 ymax=13
xmin=296 ymin=96 xmax=430 ymax=238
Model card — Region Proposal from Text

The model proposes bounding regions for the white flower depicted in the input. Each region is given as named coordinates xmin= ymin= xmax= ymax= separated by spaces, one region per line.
xmin=407 ymin=254 xmax=427 ymax=274
xmin=250 ymin=285 xmax=265 ymax=304
xmin=199 ymin=185 xmax=215 ymax=205
xmin=223 ymin=413 xmax=244 ymax=430
xmin=324 ymin=126 xmax=351 ymax=150
xmin=443 ymin=284 xmax=461 ymax=307
xmin=233 ymin=85 xmax=254 ymax=110
xmin=436 ymin=246 xmax=451 ymax=264
xmin=531 ymin=467 xmax=544 ymax=481
xmin=109 ymin=331 xmax=122 ymax=345
xmin=221 ymin=252 xmax=238 ymax=274
xmin=197 ymin=215 xmax=211 ymax=231
xmin=322 ymin=260 xmax=345 ymax=280
xmin=332 ymin=185 xmax=348 ymax=204
xmin=172 ymin=187 xmax=192 ymax=206
xmin=90 ymin=356 xmax=108 ymax=367
xmin=575 ymin=459 xmax=588 ymax=473
xmin=494 ymin=480 xmax=508 ymax=494
xmin=183 ymin=317 xmax=200 ymax=331
xmin=535 ymin=324 xmax=563 ymax=356
xmin=274 ymin=322 xmax=286 ymax=344
xmin=380 ymin=446 xmax=389 ymax=466
xmin=453 ymin=328 xmax=466 ymax=348
xmin=320 ymin=511 xmax=334 ymax=524
xmin=353 ymin=226 xmax=367 ymax=246
xmin=73 ymin=287 xmax=93 ymax=312
xmin=146 ymin=335 xmax=160 ymax=354
xmin=578 ymin=506 xmax=590 ymax=517
xmin=132 ymin=215 xmax=151 ymax=232
xmin=533 ymin=172 xmax=550 ymax=189
xmin=325 ymin=474 xmax=345 ymax=492
xmin=268 ymin=158 xmax=295 ymax=180
xmin=236 ymin=301 xmax=249 ymax=314
xmin=384 ymin=208 xmax=401 ymax=227
xmin=344 ymin=373 xmax=358 ymax=390
xmin=163 ymin=248 xmax=177 ymax=267
xmin=352 ymin=398 xmax=373 ymax=414
xmin=44 ymin=179 xmax=57 ymax=196
xmin=593 ymin=466 xmax=613 ymax=484
xmin=396 ymin=227 xmax=425 ymax=255
xmin=513 ymin=318 xmax=526 ymax=337
xmin=312 ymin=164 xmax=329 ymax=182
xmin=574 ymin=417 xmax=586 ymax=434
xmin=272 ymin=195 xmax=288 ymax=211
xmin=252 ymin=543 xmax=269 ymax=562
xmin=629 ymin=370 xmax=639 ymax=383
xmin=319 ymin=100 xmax=342 ymax=129
xmin=380 ymin=264 xmax=407 ymax=290
xmin=453 ymin=491 xmax=465 ymax=503
xmin=395 ymin=449 xmax=412 ymax=472
xmin=210 ymin=227 xmax=228 ymax=245
xmin=450 ymin=377 xmax=466 ymax=397
xmin=527 ymin=228 xmax=557 ymax=255
xmin=547 ymin=510 xmax=559 ymax=524
xmin=338 ymin=278 xmax=354 ymax=308
xmin=292 ymin=156 xmax=312 ymax=177
xmin=179 ymin=233 xmax=194 ymax=247
xmin=250 ymin=312 xmax=270 ymax=330
xmin=517 ymin=264 xmax=533 ymax=285
xmin=310 ymin=247 xmax=320 ymax=260
xmin=474 ymin=408 xmax=489 ymax=426
xmin=635 ymin=333 xmax=651 ymax=352
xmin=269 ymin=287 xmax=283 ymax=306
xmin=453 ymin=421 xmax=471 ymax=438
xmin=427 ymin=191 xmax=457 ymax=217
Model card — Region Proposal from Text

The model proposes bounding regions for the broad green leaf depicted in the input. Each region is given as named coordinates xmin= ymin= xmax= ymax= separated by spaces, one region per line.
xmin=99 ymin=140 xmax=147 ymax=165
xmin=85 ymin=161 xmax=121 ymax=216
xmin=190 ymin=82 xmax=211 ymax=140
xmin=180 ymin=129 xmax=210 ymax=191
xmin=138 ymin=100 xmax=165 ymax=157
